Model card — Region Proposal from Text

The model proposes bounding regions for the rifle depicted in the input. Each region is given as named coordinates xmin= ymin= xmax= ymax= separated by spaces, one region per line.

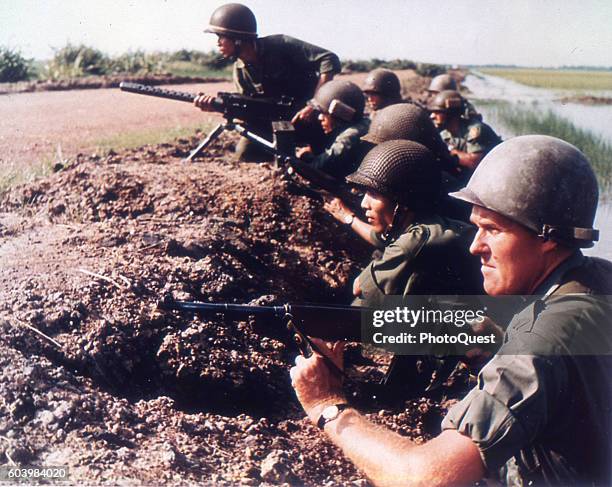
xmin=158 ymin=295 xmax=366 ymax=376
xmin=119 ymin=82 xmax=300 ymax=161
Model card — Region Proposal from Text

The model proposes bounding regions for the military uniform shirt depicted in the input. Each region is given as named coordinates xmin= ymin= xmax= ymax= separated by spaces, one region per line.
xmin=233 ymin=35 xmax=341 ymax=105
xmin=441 ymin=252 xmax=612 ymax=486
xmin=353 ymin=215 xmax=482 ymax=308
xmin=440 ymin=120 xmax=501 ymax=154
xmin=309 ymin=118 xmax=370 ymax=178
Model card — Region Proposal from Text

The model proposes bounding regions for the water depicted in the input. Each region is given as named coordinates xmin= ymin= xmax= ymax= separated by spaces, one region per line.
xmin=464 ymin=72 xmax=612 ymax=260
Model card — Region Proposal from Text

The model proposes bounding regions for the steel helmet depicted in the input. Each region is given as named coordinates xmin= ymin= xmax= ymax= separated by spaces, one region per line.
xmin=205 ymin=3 xmax=257 ymax=39
xmin=450 ymin=135 xmax=599 ymax=247
xmin=427 ymin=74 xmax=457 ymax=93
xmin=310 ymin=80 xmax=365 ymax=122
xmin=362 ymin=69 xmax=402 ymax=99
xmin=427 ymin=90 xmax=464 ymax=113
xmin=346 ymin=140 xmax=441 ymax=209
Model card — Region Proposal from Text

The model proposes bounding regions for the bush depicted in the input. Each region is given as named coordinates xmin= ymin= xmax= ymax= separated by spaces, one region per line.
xmin=0 ymin=47 xmax=32 ymax=82
xmin=45 ymin=43 xmax=109 ymax=79
xmin=342 ymin=58 xmax=435 ymax=73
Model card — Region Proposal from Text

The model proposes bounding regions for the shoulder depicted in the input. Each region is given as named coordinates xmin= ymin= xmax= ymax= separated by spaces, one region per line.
xmin=335 ymin=118 xmax=371 ymax=142
xmin=465 ymin=120 xmax=499 ymax=142
xmin=410 ymin=215 xmax=475 ymax=247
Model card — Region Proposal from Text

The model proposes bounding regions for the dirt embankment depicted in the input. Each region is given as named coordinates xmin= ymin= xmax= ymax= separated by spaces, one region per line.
xmin=0 ymin=70 xmax=461 ymax=485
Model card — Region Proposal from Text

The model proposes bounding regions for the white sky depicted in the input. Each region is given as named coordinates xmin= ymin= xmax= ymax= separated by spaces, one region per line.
xmin=2 ymin=0 xmax=612 ymax=67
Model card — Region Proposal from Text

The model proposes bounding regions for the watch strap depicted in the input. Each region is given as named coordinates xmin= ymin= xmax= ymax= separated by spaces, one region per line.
xmin=317 ymin=403 xmax=349 ymax=429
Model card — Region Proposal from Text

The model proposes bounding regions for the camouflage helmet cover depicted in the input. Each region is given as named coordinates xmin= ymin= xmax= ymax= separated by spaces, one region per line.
xmin=362 ymin=68 xmax=402 ymax=99
xmin=205 ymin=3 xmax=257 ymax=39
xmin=427 ymin=74 xmax=458 ymax=93
xmin=450 ymin=135 xmax=599 ymax=247
xmin=310 ymin=80 xmax=365 ymax=122
xmin=346 ymin=140 xmax=441 ymax=208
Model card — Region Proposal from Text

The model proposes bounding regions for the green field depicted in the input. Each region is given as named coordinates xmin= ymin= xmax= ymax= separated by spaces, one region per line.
xmin=479 ymin=68 xmax=612 ymax=91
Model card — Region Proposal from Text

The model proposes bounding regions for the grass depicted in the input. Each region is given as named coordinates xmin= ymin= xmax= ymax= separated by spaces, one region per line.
xmin=482 ymin=101 xmax=612 ymax=190
xmin=479 ymin=68 xmax=612 ymax=91
xmin=0 ymin=123 xmax=215 ymax=195
xmin=93 ymin=122 xmax=214 ymax=153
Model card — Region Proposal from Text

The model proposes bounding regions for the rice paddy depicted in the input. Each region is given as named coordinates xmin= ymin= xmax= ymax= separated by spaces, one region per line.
xmin=479 ymin=68 xmax=612 ymax=91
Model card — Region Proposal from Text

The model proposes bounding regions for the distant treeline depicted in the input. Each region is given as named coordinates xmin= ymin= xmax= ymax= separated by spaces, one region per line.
xmin=1 ymin=44 xmax=448 ymax=83
xmin=471 ymin=64 xmax=612 ymax=72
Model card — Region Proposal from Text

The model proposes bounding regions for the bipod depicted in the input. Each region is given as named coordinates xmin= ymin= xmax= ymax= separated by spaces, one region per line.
xmin=183 ymin=122 xmax=278 ymax=163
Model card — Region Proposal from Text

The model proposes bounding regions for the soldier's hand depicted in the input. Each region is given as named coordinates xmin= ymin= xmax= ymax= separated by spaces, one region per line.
xmin=291 ymin=105 xmax=316 ymax=125
xmin=323 ymin=197 xmax=353 ymax=224
xmin=290 ymin=339 xmax=346 ymax=423
xmin=296 ymin=146 xmax=313 ymax=159
xmin=194 ymin=93 xmax=217 ymax=112
xmin=352 ymin=276 xmax=362 ymax=297
xmin=463 ymin=316 xmax=504 ymax=367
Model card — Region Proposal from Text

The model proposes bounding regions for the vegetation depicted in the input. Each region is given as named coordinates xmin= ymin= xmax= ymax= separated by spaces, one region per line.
xmin=0 ymin=47 xmax=33 ymax=82
xmin=342 ymin=58 xmax=446 ymax=77
xmin=479 ymin=67 xmax=612 ymax=91
xmin=32 ymin=43 xmax=232 ymax=81
xmin=484 ymin=101 xmax=612 ymax=188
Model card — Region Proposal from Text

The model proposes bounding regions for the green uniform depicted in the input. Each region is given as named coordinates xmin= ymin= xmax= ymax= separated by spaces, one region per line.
xmin=232 ymin=34 xmax=340 ymax=161
xmin=308 ymin=118 xmax=370 ymax=179
xmin=440 ymin=119 xmax=501 ymax=155
xmin=233 ymin=34 xmax=341 ymax=106
xmin=353 ymin=214 xmax=482 ymax=307
xmin=442 ymin=253 xmax=612 ymax=486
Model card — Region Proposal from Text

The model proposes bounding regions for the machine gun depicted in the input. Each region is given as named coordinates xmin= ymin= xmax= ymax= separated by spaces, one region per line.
xmin=158 ymin=295 xmax=366 ymax=377
xmin=119 ymin=82 xmax=300 ymax=161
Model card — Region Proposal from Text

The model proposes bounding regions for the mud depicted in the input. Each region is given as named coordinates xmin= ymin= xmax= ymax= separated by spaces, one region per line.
xmin=0 ymin=72 xmax=467 ymax=485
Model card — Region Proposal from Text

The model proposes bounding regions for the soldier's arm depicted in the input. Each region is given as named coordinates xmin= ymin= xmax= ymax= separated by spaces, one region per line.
xmin=282 ymin=35 xmax=341 ymax=77
xmin=323 ymin=197 xmax=377 ymax=245
xmin=291 ymin=353 xmax=485 ymax=487
xmin=449 ymin=149 xmax=485 ymax=170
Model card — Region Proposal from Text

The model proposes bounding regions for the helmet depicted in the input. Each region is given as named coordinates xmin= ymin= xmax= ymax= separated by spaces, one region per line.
xmin=346 ymin=140 xmax=440 ymax=209
xmin=310 ymin=80 xmax=365 ymax=122
xmin=362 ymin=69 xmax=402 ymax=99
xmin=427 ymin=90 xmax=464 ymax=113
xmin=450 ymin=135 xmax=599 ymax=248
xmin=427 ymin=74 xmax=457 ymax=93
xmin=205 ymin=3 xmax=257 ymax=39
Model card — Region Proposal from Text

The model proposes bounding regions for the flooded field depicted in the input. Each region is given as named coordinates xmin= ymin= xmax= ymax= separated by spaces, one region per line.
xmin=464 ymin=72 xmax=612 ymax=260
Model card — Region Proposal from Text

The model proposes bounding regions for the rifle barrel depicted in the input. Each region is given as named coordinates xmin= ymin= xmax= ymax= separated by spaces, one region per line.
xmin=119 ymin=82 xmax=224 ymax=110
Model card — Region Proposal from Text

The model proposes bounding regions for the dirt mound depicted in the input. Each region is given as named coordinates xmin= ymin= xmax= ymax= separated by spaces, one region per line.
xmin=0 ymin=133 xmax=464 ymax=484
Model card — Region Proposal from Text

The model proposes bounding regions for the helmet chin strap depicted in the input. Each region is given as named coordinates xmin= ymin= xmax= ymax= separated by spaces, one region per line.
xmin=381 ymin=203 xmax=406 ymax=243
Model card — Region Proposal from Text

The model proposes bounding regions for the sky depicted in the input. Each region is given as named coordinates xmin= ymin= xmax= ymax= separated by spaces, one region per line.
xmin=2 ymin=0 xmax=612 ymax=67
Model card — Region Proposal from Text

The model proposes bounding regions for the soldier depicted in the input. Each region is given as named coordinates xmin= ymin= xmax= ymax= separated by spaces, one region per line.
xmin=325 ymin=140 xmax=483 ymax=391
xmin=361 ymin=68 xmax=403 ymax=112
xmin=324 ymin=103 xmax=470 ymax=228
xmin=296 ymin=80 xmax=370 ymax=179
xmin=425 ymin=73 xmax=480 ymax=120
xmin=194 ymin=3 xmax=341 ymax=161
xmin=290 ymin=135 xmax=611 ymax=486
xmin=428 ymin=90 xmax=501 ymax=173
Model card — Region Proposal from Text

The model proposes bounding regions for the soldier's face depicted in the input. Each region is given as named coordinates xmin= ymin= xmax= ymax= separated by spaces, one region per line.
xmin=361 ymin=191 xmax=395 ymax=233
xmin=216 ymin=35 xmax=237 ymax=58
xmin=318 ymin=112 xmax=336 ymax=134
xmin=365 ymin=92 xmax=385 ymax=111
xmin=430 ymin=110 xmax=447 ymax=128
xmin=469 ymin=206 xmax=551 ymax=295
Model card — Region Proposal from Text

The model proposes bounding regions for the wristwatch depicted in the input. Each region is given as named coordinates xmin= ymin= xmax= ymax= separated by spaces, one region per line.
xmin=317 ymin=403 xmax=349 ymax=429
xmin=343 ymin=213 xmax=355 ymax=226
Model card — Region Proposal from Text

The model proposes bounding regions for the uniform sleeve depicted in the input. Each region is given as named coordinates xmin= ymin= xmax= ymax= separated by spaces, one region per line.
xmin=441 ymin=348 xmax=568 ymax=472
xmin=465 ymin=123 xmax=501 ymax=154
xmin=310 ymin=121 xmax=369 ymax=172
xmin=355 ymin=225 xmax=429 ymax=307
xmin=281 ymin=35 xmax=341 ymax=75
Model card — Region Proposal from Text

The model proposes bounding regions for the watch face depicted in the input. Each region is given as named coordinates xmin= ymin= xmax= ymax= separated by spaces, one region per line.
xmin=323 ymin=405 xmax=340 ymax=420
xmin=344 ymin=214 xmax=353 ymax=225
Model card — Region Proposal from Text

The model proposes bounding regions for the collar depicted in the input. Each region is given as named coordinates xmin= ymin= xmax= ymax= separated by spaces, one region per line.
xmin=533 ymin=250 xmax=585 ymax=297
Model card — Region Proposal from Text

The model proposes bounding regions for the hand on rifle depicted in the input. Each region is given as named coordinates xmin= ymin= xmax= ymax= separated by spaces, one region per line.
xmin=291 ymin=105 xmax=316 ymax=125
xmin=290 ymin=338 xmax=346 ymax=423
xmin=323 ymin=196 xmax=353 ymax=224
xmin=296 ymin=145 xmax=313 ymax=159
xmin=194 ymin=93 xmax=217 ymax=112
